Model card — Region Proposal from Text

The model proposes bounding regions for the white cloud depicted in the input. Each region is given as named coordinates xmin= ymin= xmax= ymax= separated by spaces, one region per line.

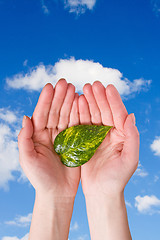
xmin=64 ymin=0 xmax=96 ymax=14
xmin=5 ymin=213 xmax=32 ymax=227
xmin=135 ymin=195 xmax=160 ymax=214
xmin=70 ymin=221 xmax=79 ymax=231
xmin=130 ymin=78 xmax=151 ymax=93
xmin=134 ymin=162 xmax=148 ymax=177
xmin=125 ymin=201 xmax=132 ymax=208
xmin=6 ymin=57 xmax=151 ymax=96
xmin=154 ymin=175 xmax=159 ymax=182
xmin=150 ymin=136 xmax=160 ymax=156
xmin=0 ymin=108 xmax=17 ymax=124
xmin=41 ymin=0 xmax=49 ymax=14
xmin=151 ymin=0 xmax=160 ymax=16
xmin=77 ymin=235 xmax=88 ymax=240
xmin=2 ymin=233 xmax=29 ymax=240
xmin=21 ymin=233 xmax=29 ymax=240
xmin=23 ymin=59 xmax=28 ymax=67
xmin=0 ymin=108 xmax=25 ymax=190
xmin=0 ymin=123 xmax=20 ymax=190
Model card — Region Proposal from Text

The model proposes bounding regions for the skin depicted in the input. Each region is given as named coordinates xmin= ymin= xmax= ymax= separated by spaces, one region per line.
xmin=79 ymin=81 xmax=139 ymax=239
xmin=18 ymin=79 xmax=139 ymax=240
xmin=18 ymin=79 xmax=80 ymax=240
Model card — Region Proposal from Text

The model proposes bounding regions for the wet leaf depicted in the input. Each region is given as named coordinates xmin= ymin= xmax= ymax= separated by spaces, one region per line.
xmin=54 ymin=125 xmax=112 ymax=167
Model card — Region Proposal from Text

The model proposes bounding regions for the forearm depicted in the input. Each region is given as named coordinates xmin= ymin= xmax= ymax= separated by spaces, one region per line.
xmin=85 ymin=192 xmax=132 ymax=240
xmin=29 ymin=191 xmax=75 ymax=240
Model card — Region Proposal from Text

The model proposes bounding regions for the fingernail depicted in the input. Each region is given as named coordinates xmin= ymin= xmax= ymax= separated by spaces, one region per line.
xmin=131 ymin=113 xmax=136 ymax=125
xmin=22 ymin=115 xmax=27 ymax=128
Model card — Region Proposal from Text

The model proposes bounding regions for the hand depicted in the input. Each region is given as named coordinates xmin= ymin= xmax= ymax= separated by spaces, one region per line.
xmin=79 ymin=81 xmax=139 ymax=197
xmin=18 ymin=79 xmax=80 ymax=198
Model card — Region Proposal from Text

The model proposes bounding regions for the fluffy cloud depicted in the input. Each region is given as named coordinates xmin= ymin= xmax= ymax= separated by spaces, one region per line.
xmin=5 ymin=213 xmax=32 ymax=227
xmin=125 ymin=201 xmax=132 ymax=208
xmin=0 ymin=108 xmax=18 ymax=124
xmin=0 ymin=108 xmax=23 ymax=190
xmin=135 ymin=195 xmax=160 ymax=214
xmin=154 ymin=175 xmax=159 ymax=182
xmin=23 ymin=59 xmax=28 ymax=67
xmin=0 ymin=124 xmax=19 ymax=190
xmin=64 ymin=0 xmax=96 ymax=14
xmin=151 ymin=0 xmax=160 ymax=16
xmin=77 ymin=235 xmax=88 ymax=240
xmin=2 ymin=233 xmax=29 ymax=240
xmin=150 ymin=136 xmax=160 ymax=156
xmin=41 ymin=0 xmax=49 ymax=14
xmin=134 ymin=162 xmax=148 ymax=177
xmin=6 ymin=57 xmax=151 ymax=96
xmin=70 ymin=221 xmax=79 ymax=231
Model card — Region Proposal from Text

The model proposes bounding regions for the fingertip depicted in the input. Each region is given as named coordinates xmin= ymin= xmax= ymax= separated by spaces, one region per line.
xmin=92 ymin=81 xmax=104 ymax=93
xmin=18 ymin=117 xmax=35 ymax=159
xmin=75 ymin=92 xmax=79 ymax=98
xmin=44 ymin=82 xmax=53 ymax=89
xmin=73 ymin=93 xmax=79 ymax=107
xmin=92 ymin=80 xmax=103 ymax=87
xmin=74 ymin=93 xmax=79 ymax=106
xmin=57 ymin=78 xmax=67 ymax=85
xmin=122 ymin=114 xmax=140 ymax=169
xmin=68 ymin=82 xmax=76 ymax=92
xmin=22 ymin=115 xmax=32 ymax=128
xmin=131 ymin=113 xmax=136 ymax=125
xmin=124 ymin=114 xmax=139 ymax=138
xmin=55 ymin=79 xmax=68 ymax=91
xmin=41 ymin=83 xmax=54 ymax=100
xmin=106 ymin=84 xmax=117 ymax=96
xmin=54 ymin=78 xmax=68 ymax=97
xmin=22 ymin=115 xmax=27 ymax=128
xmin=78 ymin=94 xmax=86 ymax=106
xmin=20 ymin=116 xmax=33 ymax=139
xmin=126 ymin=113 xmax=136 ymax=126
xmin=58 ymin=78 xmax=67 ymax=82
xmin=83 ymin=83 xmax=92 ymax=94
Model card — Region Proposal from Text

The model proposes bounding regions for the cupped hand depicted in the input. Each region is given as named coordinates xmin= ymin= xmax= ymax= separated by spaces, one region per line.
xmin=79 ymin=81 xmax=139 ymax=196
xmin=18 ymin=79 xmax=80 ymax=197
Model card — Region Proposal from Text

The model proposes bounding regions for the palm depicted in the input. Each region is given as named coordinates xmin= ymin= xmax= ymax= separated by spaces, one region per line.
xmin=19 ymin=80 xmax=80 ymax=197
xmin=81 ymin=128 xmax=125 ymax=195
xmin=79 ymin=82 xmax=139 ymax=196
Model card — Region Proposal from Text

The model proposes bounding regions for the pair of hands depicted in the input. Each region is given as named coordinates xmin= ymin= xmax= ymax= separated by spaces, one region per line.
xmin=18 ymin=79 xmax=139 ymax=200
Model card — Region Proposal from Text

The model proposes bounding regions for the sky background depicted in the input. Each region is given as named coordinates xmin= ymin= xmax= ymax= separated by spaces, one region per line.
xmin=0 ymin=0 xmax=160 ymax=239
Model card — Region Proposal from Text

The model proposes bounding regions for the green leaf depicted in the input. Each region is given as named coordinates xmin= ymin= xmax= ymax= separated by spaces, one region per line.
xmin=54 ymin=125 xmax=112 ymax=167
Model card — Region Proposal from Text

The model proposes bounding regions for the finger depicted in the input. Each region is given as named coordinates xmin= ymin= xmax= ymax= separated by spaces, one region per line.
xmin=47 ymin=79 xmax=68 ymax=129
xmin=122 ymin=114 xmax=139 ymax=170
xmin=57 ymin=83 xmax=76 ymax=131
xmin=78 ymin=94 xmax=91 ymax=125
xmin=32 ymin=83 xmax=54 ymax=131
xmin=68 ymin=93 xmax=80 ymax=127
xmin=83 ymin=83 xmax=102 ymax=125
xmin=106 ymin=84 xmax=128 ymax=131
xmin=92 ymin=81 xmax=114 ymax=126
xmin=18 ymin=116 xmax=36 ymax=160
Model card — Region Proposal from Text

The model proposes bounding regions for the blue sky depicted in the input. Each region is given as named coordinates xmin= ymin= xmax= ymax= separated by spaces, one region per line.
xmin=0 ymin=0 xmax=160 ymax=239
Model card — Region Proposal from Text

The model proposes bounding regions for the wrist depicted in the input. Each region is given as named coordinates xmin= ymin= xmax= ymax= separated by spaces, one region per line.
xmin=85 ymin=191 xmax=131 ymax=240
xmin=29 ymin=191 xmax=75 ymax=240
xmin=85 ymin=190 xmax=125 ymax=212
xmin=84 ymin=186 xmax=124 ymax=200
xmin=35 ymin=190 xmax=75 ymax=211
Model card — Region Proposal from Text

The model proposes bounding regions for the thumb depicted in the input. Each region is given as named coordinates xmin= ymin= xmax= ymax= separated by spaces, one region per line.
xmin=18 ymin=116 xmax=36 ymax=160
xmin=122 ymin=113 xmax=140 ymax=171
